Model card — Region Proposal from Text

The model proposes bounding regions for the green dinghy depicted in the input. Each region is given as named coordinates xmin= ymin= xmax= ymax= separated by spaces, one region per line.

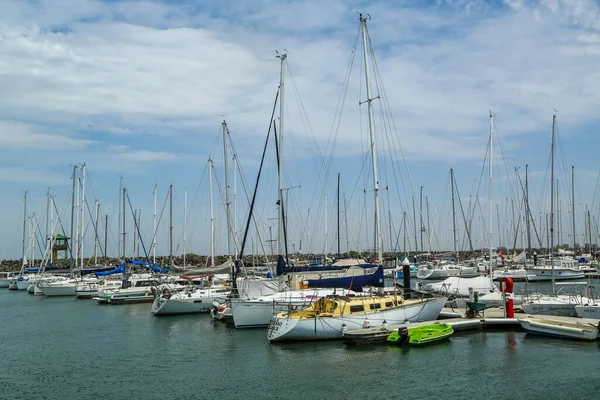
xmin=387 ymin=323 xmax=454 ymax=346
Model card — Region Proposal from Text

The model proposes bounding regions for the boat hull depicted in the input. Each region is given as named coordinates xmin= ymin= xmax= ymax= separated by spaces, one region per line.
xmin=0 ymin=279 xmax=11 ymax=288
xmin=519 ymin=318 xmax=598 ymax=340
xmin=151 ymin=296 xmax=214 ymax=315
xmin=268 ymin=297 xmax=447 ymax=342
xmin=38 ymin=284 xmax=76 ymax=297
xmin=575 ymin=305 xmax=600 ymax=319
xmin=16 ymin=280 xmax=30 ymax=290
xmin=526 ymin=269 xmax=585 ymax=282
xmin=521 ymin=302 xmax=577 ymax=317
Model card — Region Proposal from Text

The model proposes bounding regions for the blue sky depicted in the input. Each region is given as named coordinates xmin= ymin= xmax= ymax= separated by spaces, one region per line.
xmin=1 ymin=0 xmax=599 ymax=261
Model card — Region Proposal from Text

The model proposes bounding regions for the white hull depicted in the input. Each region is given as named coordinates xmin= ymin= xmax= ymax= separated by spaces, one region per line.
xmin=27 ymin=285 xmax=34 ymax=294
xmin=267 ymin=297 xmax=447 ymax=341
xmin=521 ymin=301 xmax=577 ymax=317
xmin=416 ymin=266 xmax=478 ymax=280
xmin=38 ymin=284 xmax=76 ymax=297
xmin=526 ymin=269 xmax=585 ymax=282
xmin=34 ymin=285 xmax=44 ymax=295
xmin=95 ymin=288 xmax=155 ymax=304
xmin=519 ymin=318 xmax=598 ymax=340
xmin=231 ymin=300 xmax=278 ymax=328
xmin=575 ymin=304 xmax=600 ymax=318
xmin=0 ymin=279 xmax=11 ymax=288
xmin=16 ymin=280 xmax=31 ymax=290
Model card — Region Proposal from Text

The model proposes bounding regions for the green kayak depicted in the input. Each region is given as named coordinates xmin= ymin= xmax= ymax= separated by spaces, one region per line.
xmin=387 ymin=323 xmax=454 ymax=346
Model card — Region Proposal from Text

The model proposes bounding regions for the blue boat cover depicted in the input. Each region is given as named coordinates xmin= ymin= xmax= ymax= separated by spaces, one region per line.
xmin=306 ymin=266 xmax=384 ymax=290
xmin=95 ymin=264 xmax=125 ymax=276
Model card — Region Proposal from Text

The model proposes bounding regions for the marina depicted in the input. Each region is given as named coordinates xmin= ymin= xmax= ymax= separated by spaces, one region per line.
xmin=1 ymin=2 xmax=600 ymax=399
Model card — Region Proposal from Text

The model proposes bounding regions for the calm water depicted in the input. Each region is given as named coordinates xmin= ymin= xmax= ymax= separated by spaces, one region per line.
xmin=1 ymin=288 xmax=599 ymax=400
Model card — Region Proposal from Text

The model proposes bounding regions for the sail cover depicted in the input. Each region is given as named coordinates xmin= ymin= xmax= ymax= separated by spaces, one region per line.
xmin=94 ymin=263 xmax=125 ymax=277
xmin=170 ymin=259 xmax=234 ymax=276
xmin=306 ymin=266 xmax=384 ymax=290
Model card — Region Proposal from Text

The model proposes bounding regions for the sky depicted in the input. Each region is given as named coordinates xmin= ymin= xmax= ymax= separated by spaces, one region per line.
xmin=1 ymin=0 xmax=600 ymax=262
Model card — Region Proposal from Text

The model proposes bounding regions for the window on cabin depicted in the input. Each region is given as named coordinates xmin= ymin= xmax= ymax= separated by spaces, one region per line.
xmin=349 ymin=305 xmax=365 ymax=313
xmin=385 ymin=302 xmax=394 ymax=307
xmin=369 ymin=303 xmax=382 ymax=310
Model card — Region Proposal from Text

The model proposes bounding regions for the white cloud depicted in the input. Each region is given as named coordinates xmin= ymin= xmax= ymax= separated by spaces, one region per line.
xmin=0 ymin=121 xmax=95 ymax=150
xmin=0 ymin=0 xmax=599 ymax=258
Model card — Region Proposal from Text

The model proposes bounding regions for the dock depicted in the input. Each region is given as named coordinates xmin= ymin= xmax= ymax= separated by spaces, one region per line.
xmin=342 ymin=307 xmax=600 ymax=345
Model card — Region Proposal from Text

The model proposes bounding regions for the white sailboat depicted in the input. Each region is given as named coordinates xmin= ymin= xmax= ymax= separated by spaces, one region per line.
xmin=267 ymin=15 xmax=446 ymax=342
xmin=521 ymin=114 xmax=590 ymax=317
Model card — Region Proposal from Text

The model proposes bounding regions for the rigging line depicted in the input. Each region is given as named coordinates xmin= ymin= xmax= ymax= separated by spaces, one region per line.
xmin=224 ymin=124 xmax=270 ymax=261
xmin=184 ymin=163 xmax=210 ymax=248
xmin=238 ymin=89 xmax=280 ymax=264
xmin=368 ymin=32 xmax=431 ymax=243
xmin=125 ymin=190 xmax=151 ymax=263
xmin=303 ymin=28 xmax=361 ymax=250
xmin=454 ymin=178 xmax=474 ymax=252
xmin=491 ymin=118 xmax=518 ymax=204
xmin=146 ymin=185 xmax=171 ymax=261
xmin=516 ymin=167 xmax=543 ymax=247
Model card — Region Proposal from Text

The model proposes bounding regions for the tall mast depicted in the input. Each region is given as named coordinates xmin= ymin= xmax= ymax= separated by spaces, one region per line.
xmin=550 ymin=113 xmax=556 ymax=294
xmin=137 ymin=210 xmax=141 ymax=258
xmin=571 ymin=165 xmax=576 ymax=253
xmin=337 ymin=173 xmax=341 ymax=257
xmin=451 ymin=168 xmax=458 ymax=261
xmin=122 ymin=186 xmax=126 ymax=260
xmin=360 ymin=14 xmax=383 ymax=264
xmin=169 ymin=184 xmax=173 ymax=267
xmin=488 ymin=111 xmax=494 ymax=284
xmin=222 ymin=120 xmax=232 ymax=257
xmin=325 ymin=194 xmax=328 ymax=262
xmin=276 ymin=51 xmax=287 ymax=259
xmin=183 ymin=189 xmax=187 ymax=268
xmin=74 ymin=175 xmax=80 ymax=268
xmin=209 ymin=160 xmax=215 ymax=266
xmin=420 ymin=185 xmax=423 ymax=254
xmin=344 ymin=193 xmax=349 ymax=254
xmin=233 ymin=154 xmax=238 ymax=254
xmin=49 ymin=193 xmax=54 ymax=265
xmin=104 ymin=215 xmax=108 ymax=260
xmin=412 ymin=196 xmax=417 ymax=255
xmin=80 ymin=163 xmax=86 ymax=269
xmin=133 ymin=209 xmax=137 ymax=259
xmin=45 ymin=187 xmax=50 ymax=254
xmin=153 ymin=184 xmax=157 ymax=265
xmin=525 ymin=164 xmax=531 ymax=259
xmin=94 ymin=199 xmax=99 ymax=265
xmin=69 ymin=165 xmax=77 ymax=273
xmin=426 ymin=197 xmax=431 ymax=252
xmin=22 ymin=190 xmax=28 ymax=265
xmin=403 ymin=211 xmax=407 ymax=257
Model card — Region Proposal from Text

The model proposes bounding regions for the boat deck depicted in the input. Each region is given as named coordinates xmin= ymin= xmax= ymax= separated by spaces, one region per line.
xmin=342 ymin=307 xmax=600 ymax=344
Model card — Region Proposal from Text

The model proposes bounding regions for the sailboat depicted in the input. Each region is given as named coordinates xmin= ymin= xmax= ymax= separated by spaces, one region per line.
xmin=267 ymin=15 xmax=446 ymax=342
xmin=422 ymin=113 xmax=522 ymax=309
xmin=521 ymin=113 xmax=590 ymax=316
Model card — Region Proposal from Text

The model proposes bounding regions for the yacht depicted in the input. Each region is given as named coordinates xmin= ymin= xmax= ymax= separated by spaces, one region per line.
xmin=267 ymin=294 xmax=447 ymax=341
xmin=95 ymin=274 xmax=160 ymax=304
xmin=526 ymin=259 xmax=586 ymax=282
xmin=151 ymin=285 xmax=231 ymax=315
